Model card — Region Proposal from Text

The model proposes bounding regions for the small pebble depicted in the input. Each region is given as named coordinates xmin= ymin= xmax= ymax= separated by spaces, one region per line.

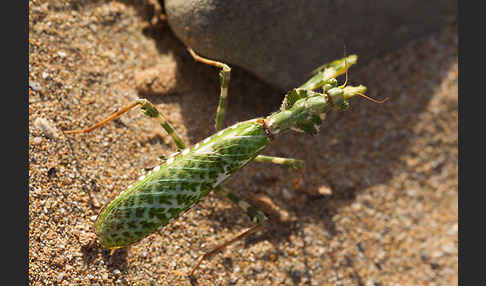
xmin=32 ymin=137 xmax=42 ymax=145
xmin=406 ymin=189 xmax=418 ymax=196
xmin=442 ymin=243 xmax=455 ymax=254
xmin=281 ymin=187 xmax=294 ymax=200
xmin=29 ymin=81 xmax=40 ymax=91
xmin=56 ymin=273 xmax=64 ymax=281
xmin=318 ymin=185 xmax=333 ymax=195
xmin=448 ymin=223 xmax=458 ymax=235
xmin=34 ymin=117 xmax=59 ymax=139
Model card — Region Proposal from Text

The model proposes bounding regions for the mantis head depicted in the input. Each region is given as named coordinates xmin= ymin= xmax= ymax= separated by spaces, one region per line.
xmin=265 ymin=54 xmax=386 ymax=135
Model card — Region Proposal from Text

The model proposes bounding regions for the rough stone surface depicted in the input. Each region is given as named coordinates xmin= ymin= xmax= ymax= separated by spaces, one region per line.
xmin=165 ymin=0 xmax=456 ymax=90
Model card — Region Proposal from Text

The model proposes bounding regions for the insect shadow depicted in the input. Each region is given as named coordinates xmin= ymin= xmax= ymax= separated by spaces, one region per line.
xmin=81 ymin=242 xmax=129 ymax=273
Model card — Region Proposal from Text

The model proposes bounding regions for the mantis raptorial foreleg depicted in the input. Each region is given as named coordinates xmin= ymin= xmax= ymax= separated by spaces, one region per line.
xmin=188 ymin=49 xmax=304 ymax=171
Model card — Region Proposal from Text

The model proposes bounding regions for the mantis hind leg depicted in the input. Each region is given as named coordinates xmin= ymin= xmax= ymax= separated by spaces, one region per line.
xmin=188 ymin=186 xmax=268 ymax=277
xmin=65 ymin=98 xmax=187 ymax=151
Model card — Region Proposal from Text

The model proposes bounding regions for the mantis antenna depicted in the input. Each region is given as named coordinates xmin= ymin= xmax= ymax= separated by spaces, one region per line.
xmin=339 ymin=45 xmax=388 ymax=104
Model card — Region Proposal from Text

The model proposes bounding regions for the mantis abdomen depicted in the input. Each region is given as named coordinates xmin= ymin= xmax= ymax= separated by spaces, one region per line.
xmin=94 ymin=119 xmax=271 ymax=248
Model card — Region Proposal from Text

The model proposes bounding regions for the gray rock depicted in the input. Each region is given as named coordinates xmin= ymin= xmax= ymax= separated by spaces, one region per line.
xmin=165 ymin=0 xmax=456 ymax=91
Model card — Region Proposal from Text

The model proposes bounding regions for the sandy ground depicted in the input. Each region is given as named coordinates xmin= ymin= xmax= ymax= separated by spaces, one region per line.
xmin=29 ymin=1 xmax=458 ymax=285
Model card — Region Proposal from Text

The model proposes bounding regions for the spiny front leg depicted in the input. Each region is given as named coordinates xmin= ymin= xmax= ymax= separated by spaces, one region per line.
xmin=187 ymin=48 xmax=231 ymax=131
xmin=65 ymin=98 xmax=187 ymax=151
xmin=189 ymin=186 xmax=268 ymax=277
xmin=254 ymin=155 xmax=304 ymax=170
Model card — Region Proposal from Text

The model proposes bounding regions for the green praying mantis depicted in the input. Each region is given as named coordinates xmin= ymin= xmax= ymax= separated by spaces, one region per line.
xmin=66 ymin=48 xmax=386 ymax=277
